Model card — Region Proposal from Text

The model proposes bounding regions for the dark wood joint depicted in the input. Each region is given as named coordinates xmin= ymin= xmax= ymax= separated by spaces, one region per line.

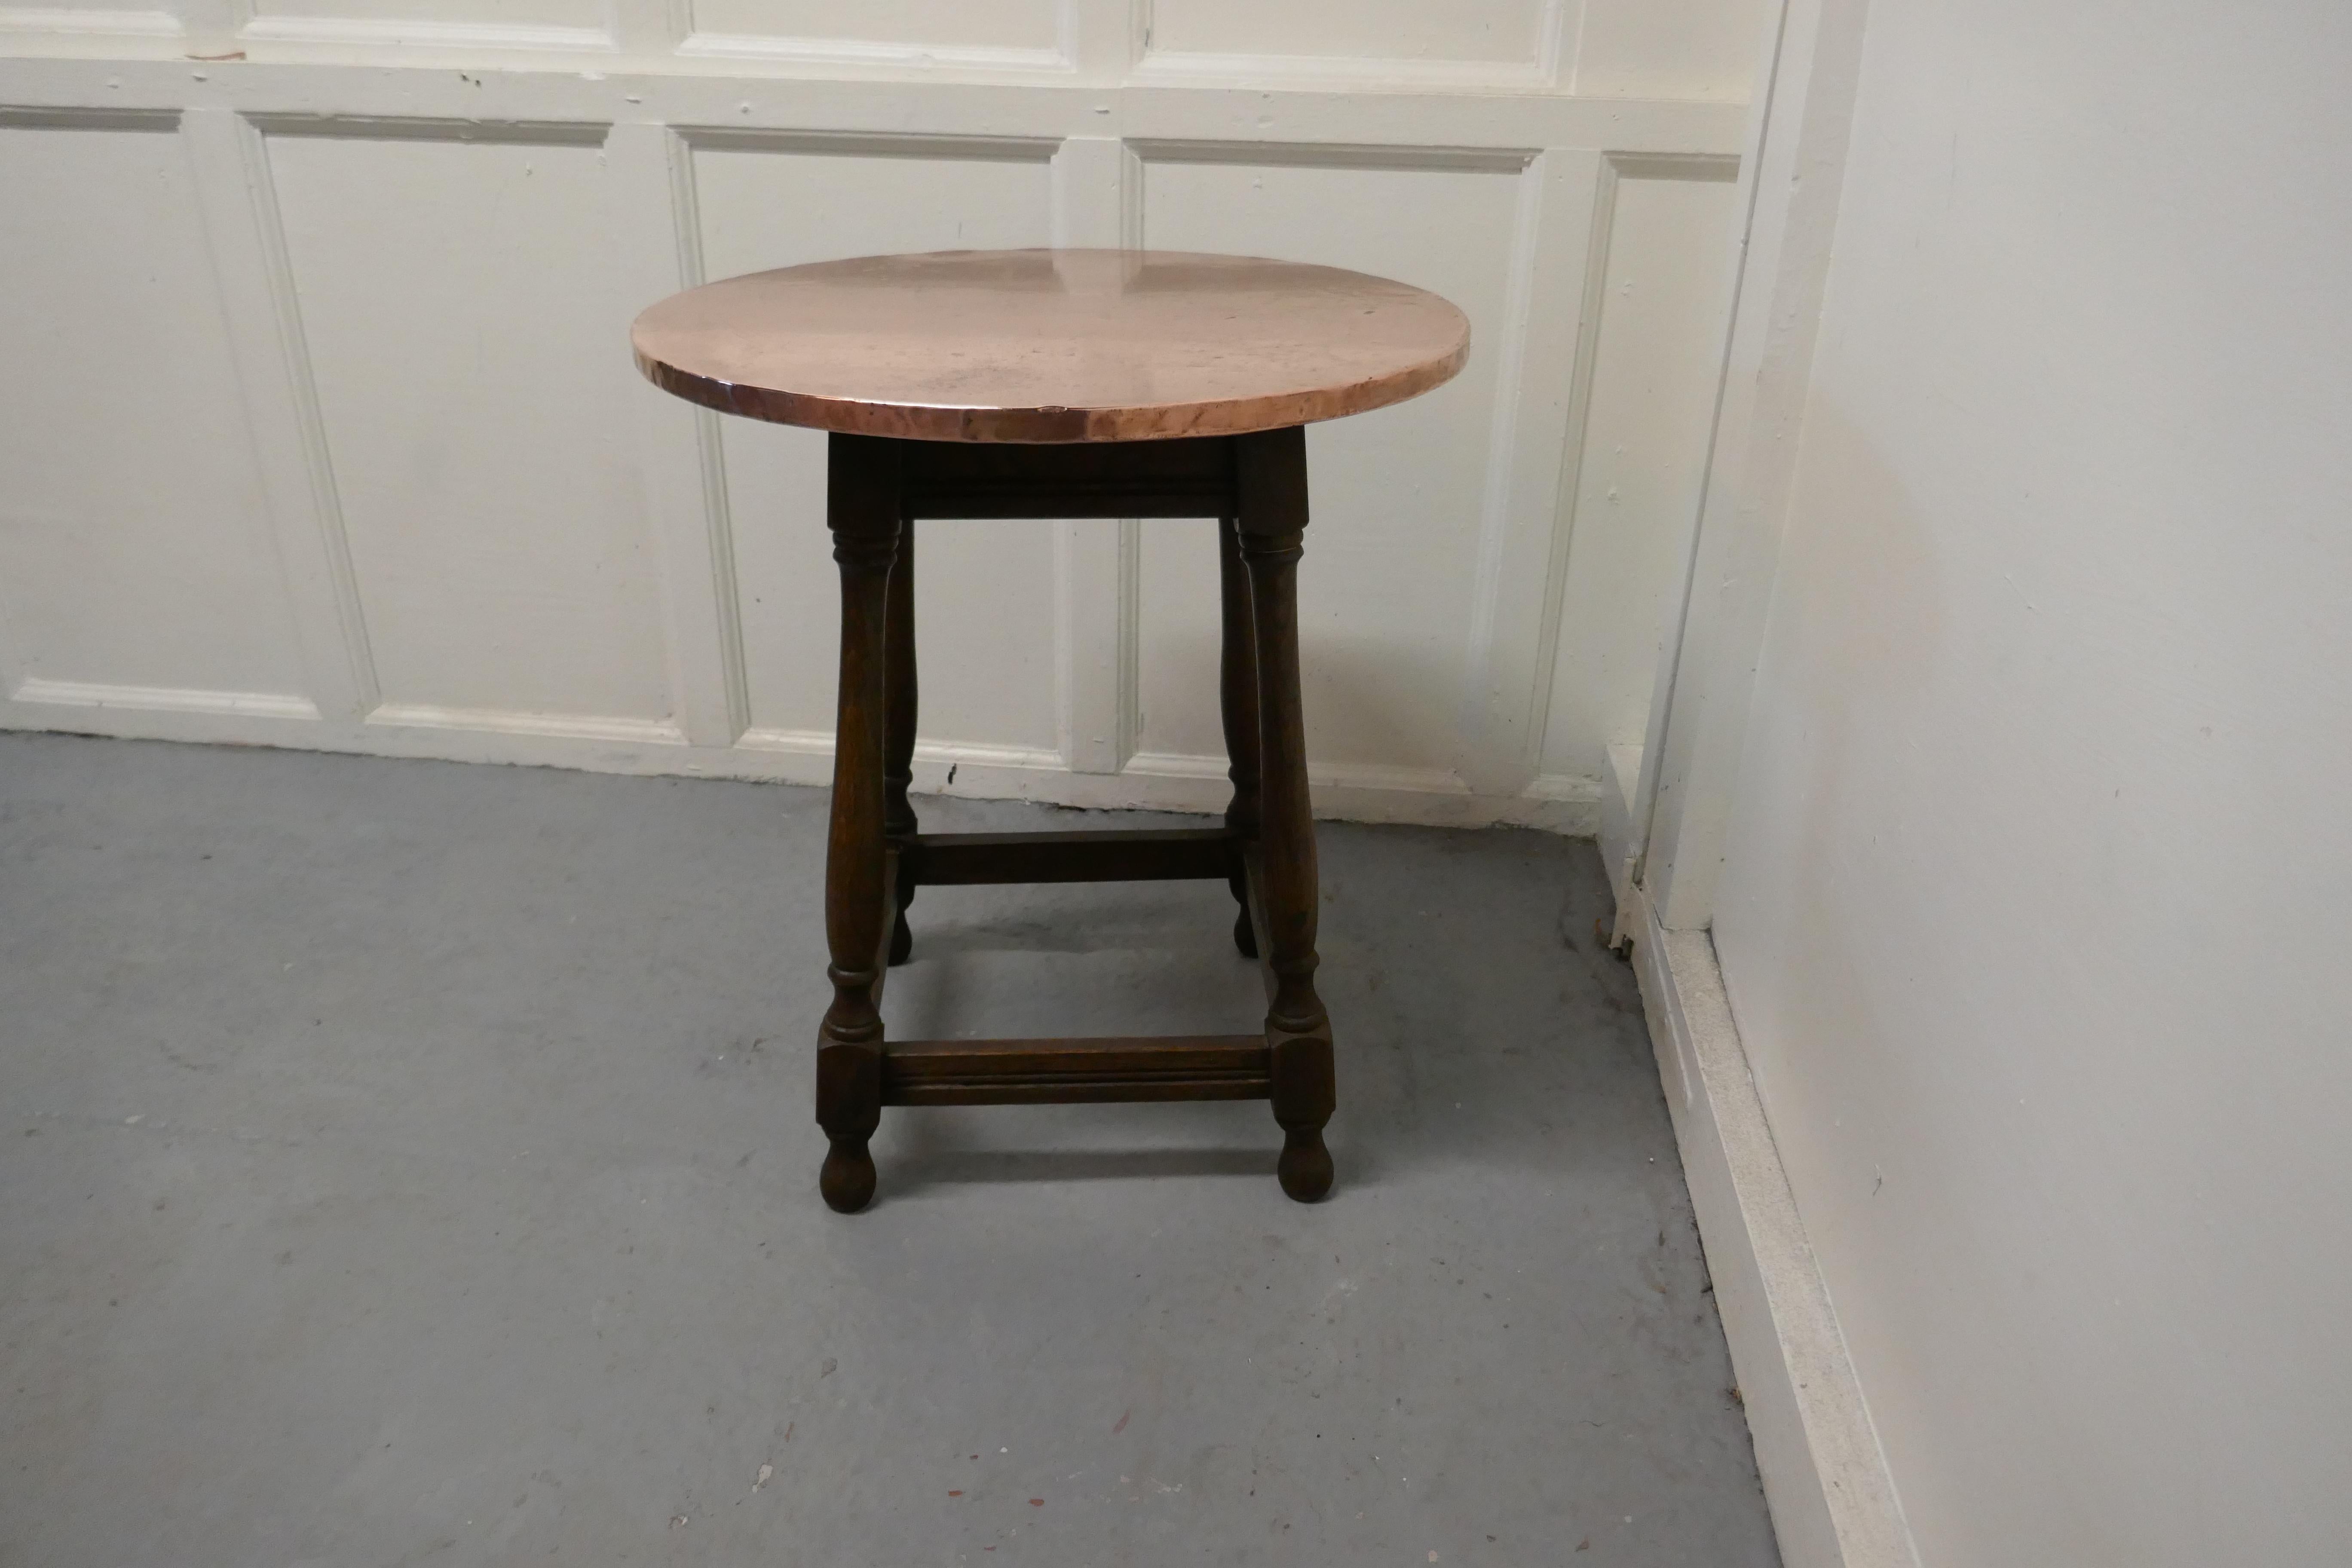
xmin=1233 ymin=425 xmax=1310 ymax=542
xmin=880 ymin=1035 xmax=1273 ymax=1106
xmin=903 ymin=827 xmax=1242 ymax=887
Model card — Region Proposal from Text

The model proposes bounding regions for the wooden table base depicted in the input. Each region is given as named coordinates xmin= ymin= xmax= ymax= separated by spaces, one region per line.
xmin=812 ymin=427 xmax=1335 ymax=1212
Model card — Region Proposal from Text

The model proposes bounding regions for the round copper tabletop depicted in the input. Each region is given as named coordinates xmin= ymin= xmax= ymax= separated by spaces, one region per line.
xmin=630 ymin=248 xmax=1470 ymax=444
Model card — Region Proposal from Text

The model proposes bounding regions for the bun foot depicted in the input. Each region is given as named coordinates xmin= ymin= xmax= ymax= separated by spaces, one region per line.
xmin=1233 ymin=908 xmax=1258 ymax=959
xmin=820 ymin=1139 xmax=876 ymax=1213
xmin=889 ymin=911 xmax=913 ymax=966
xmin=1277 ymin=1129 xmax=1333 ymax=1202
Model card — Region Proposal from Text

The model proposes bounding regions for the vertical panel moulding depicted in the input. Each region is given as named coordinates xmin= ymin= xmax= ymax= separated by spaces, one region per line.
xmin=1127 ymin=0 xmax=1152 ymax=69
xmin=1112 ymin=134 xmax=1144 ymax=767
xmin=1059 ymin=0 xmax=1146 ymax=78
xmin=1510 ymin=149 xmax=1619 ymax=785
xmin=1537 ymin=0 xmax=1579 ymax=89
xmin=607 ymin=120 xmax=748 ymax=746
xmin=0 ymin=591 xmax=23 ymax=706
xmin=1455 ymin=146 xmax=1596 ymax=798
xmin=1049 ymin=134 xmax=1143 ymax=773
xmin=1562 ymin=153 xmax=1740 ymax=876
xmin=181 ymin=107 xmax=377 ymax=723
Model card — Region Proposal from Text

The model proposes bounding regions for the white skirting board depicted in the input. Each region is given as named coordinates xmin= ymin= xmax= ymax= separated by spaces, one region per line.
xmin=1625 ymin=885 xmax=1920 ymax=1568
xmin=0 ymin=691 xmax=1599 ymax=834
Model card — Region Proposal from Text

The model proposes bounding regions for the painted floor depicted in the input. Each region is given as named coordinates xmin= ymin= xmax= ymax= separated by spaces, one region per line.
xmin=0 ymin=733 xmax=1777 ymax=1567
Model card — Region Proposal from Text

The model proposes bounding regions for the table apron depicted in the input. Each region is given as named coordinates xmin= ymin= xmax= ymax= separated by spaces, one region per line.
xmin=894 ymin=432 xmax=1240 ymax=520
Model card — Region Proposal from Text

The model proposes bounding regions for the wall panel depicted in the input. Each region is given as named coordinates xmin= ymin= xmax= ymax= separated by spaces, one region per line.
xmin=1541 ymin=160 xmax=1740 ymax=783
xmin=1134 ymin=151 xmax=1525 ymax=778
xmin=684 ymin=0 xmax=1063 ymax=62
xmin=1574 ymin=0 xmax=1770 ymax=100
xmin=265 ymin=126 xmax=676 ymax=733
xmin=0 ymin=115 xmax=312 ymax=708
xmin=0 ymin=52 xmax=1754 ymax=829
xmin=687 ymin=137 xmax=1060 ymax=752
xmin=0 ymin=0 xmax=175 ymax=28
xmin=1147 ymin=0 xmax=1550 ymax=72
xmin=243 ymin=0 xmax=612 ymax=45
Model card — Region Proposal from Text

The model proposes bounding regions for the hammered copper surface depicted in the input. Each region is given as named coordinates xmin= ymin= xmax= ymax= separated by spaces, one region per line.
xmin=630 ymin=248 xmax=1471 ymax=443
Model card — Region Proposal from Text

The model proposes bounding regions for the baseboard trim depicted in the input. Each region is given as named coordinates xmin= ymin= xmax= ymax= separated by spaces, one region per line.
xmin=11 ymin=677 xmax=320 ymax=722
xmin=1625 ymin=884 xmax=1918 ymax=1568
xmin=367 ymin=701 xmax=685 ymax=747
xmin=0 ymin=704 xmax=1599 ymax=833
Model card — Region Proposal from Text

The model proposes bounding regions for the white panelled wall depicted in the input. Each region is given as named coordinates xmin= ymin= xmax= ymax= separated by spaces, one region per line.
xmin=0 ymin=0 xmax=1759 ymax=830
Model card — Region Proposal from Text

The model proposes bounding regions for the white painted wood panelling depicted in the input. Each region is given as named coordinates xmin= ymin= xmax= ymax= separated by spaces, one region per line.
xmin=1139 ymin=0 xmax=1763 ymax=93
xmin=263 ymin=123 xmax=677 ymax=738
xmin=0 ymin=0 xmax=175 ymax=34
xmin=1573 ymin=0 xmax=1771 ymax=101
xmin=1136 ymin=150 xmax=1524 ymax=787
xmin=242 ymin=0 xmax=612 ymax=52
xmin=1145 ymin=0 xmax=1556 ymax=77
xmin=0 ymin=111 xmax=312 ymax=712
xmin=685 ymin=135 xmax=1061 ymax=755
xmin=0 ymin=23 xmax=1758 ymax=833
xmin=683 ymin=0 xmax=1065 ymax=69
xmin=1540 ymin=157 xmax=1740 ymax=786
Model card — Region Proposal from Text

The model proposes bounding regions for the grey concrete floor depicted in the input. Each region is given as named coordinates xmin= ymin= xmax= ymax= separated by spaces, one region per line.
xmin=0 ymin=733 xmax=1777 ymax=1568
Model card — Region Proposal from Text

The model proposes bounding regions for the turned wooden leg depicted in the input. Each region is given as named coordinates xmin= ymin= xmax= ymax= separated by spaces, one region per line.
xmin=1217 ymin=513 xmax=1262 ymax=959
xmin=816 ymin=434 xmax=902 ymax=1214
xmin=884 ymin=516 xmax=918 ymax=966
xmin=1236 ymin=427 xmax=1335 ymax=1203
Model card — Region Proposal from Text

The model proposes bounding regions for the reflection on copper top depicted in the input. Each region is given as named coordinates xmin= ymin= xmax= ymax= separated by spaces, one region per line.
xmin=631 ymin=248 xmax=1471 ymax=444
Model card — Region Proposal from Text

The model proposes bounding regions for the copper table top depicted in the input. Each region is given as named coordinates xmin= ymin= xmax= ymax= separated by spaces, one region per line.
xmin=631 ymin=248 xmax=1470 ymax=444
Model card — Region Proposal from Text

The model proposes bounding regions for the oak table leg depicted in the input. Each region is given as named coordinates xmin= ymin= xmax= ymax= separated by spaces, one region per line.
xmin=805 ymin=428 xmax=1338 ymax=1210
xmin=884 ymin=516 xmax=918 ymax=966
xmin=815 ymin=434 xmax=901 ymax=1214
xmin=1236 ymin=427 xmax=1336 ymax=1202
xmin=1217 ymin=513 xmax=1262 ymax=959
